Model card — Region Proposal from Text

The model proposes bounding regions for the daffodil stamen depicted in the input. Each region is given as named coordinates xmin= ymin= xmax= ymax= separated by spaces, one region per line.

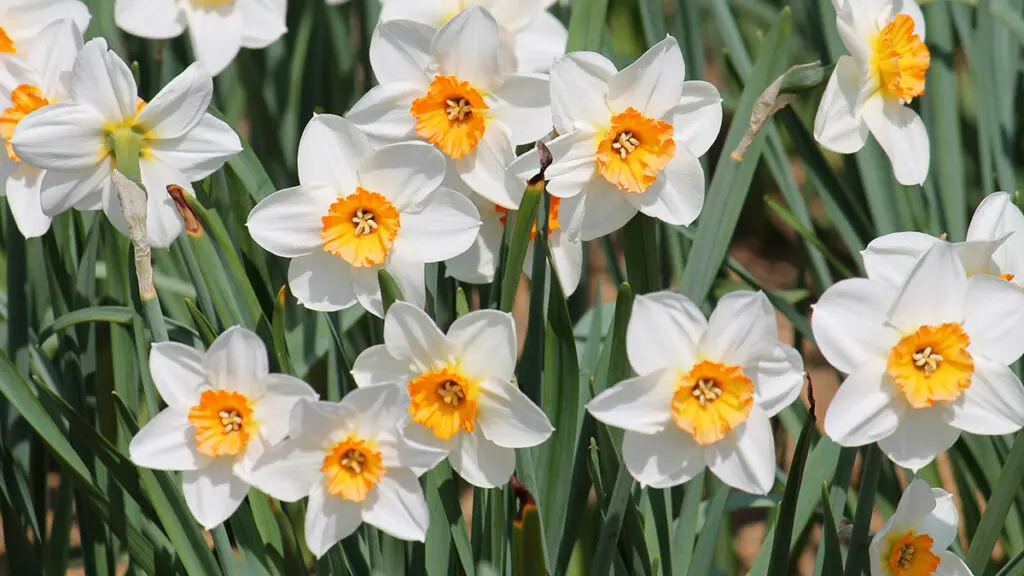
xmin=445 ymin=98 xmax=472 ymax=122
xmin=321 ymin=436 xmax=384 ymax=502
xmin=438 ymin=380 xmax=466 ymax=405
xmin=411 ymin=75 xmax=489 ymax=159
xmin=691 ymin=378 xmax=723 ymax=406
xmin=597 ymin=108 xmax=676 ymax=193
xmin=321 ymin=187 xmax=401 ymax=267
xmin=671 ymin=360 xmax=754 ymax=445
xmin=408 ymin=367 xmax=478 ymax=439
xmin=912 ymin=346 xmax=943 ymax=377
xmin=188 ymin=389 xmax=255 ymax=457
xmin=611 ymin=131 xmax=640 ymax=159
xmin=886 ymin=530 xmax=940 ymax=576
xmin=887 ymin=323 xmax=974 ymax=408
xmin=351 ymin=208 xmax=378 ymax=236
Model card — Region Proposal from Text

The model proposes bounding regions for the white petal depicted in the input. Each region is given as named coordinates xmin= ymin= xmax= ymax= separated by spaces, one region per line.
xmin=298 ymin=114 xmax=370 ymax=193
xmin=889 ymin=477 xmax=937 ymax=530
xmin=560 ymin=178 xmax=637 ymax=242
xmin=393 ymin=187 xmax=482 ymax=263
xmin=507 ymin=130 xmax=597 ymax=201
xmin=69 ymin=38 xmax=138 ymax=122
xmin=183 ymin=4 xmax=243 ymax=76
xmin=670 ymin=81 xmax=723 ymax=158
xmin=511 ymin=10 xmax=567 ymax=74
xmin=923 ymin=487 xmax=959 ymax=551
xmin=811 ymin=277 xmax=899 ymax=375
xmin=334 ymin=384 xmax=411 ymax=441
xmin=878 ymin=405 xmax=959 ymax=471
xmin=490 ymin=74 xmax=552 ymax=145
xmin=549 ymin=230 xmax=583 ymax=296
xmin=246 ymin=185 xmax=337 ymax=258
xmin=607 ymin=36 xmax=685 ymax=119
xmin=345 ymin=82 xmax=421 ymax=148
xmin=860 ymin=231 xmax=937 ymax=289
xmin=700 ymin=291 xmax=777 ymax=367
xmin=204 ymin=326 xmax=270 ymax=397
xmin=377 ymin=0 xmax=446 ymax=26
xmin=446 ymin=309 xmax=516 ymax=381
xmin=706 ymin=408 xmax=776 ymax=495
xmin=28 ymin=19 xmax=83 ymax=98
xmin=456 ymin=123 xmax=517 ymax=208
xmin=129 ymin=409 xmax=210 ymax=471
xmin=38 ymin=160 xmax=113 ymax=217
xmin=754 ymin=344 xmax=805 ymax=417
xmin=967 ymin=191 xmax=1024 ymax=278
xmin=239 ymin=0 xmax=287 ymax=49
xmin=476 ymin=379 xmax=553 ymax=448
xmin=149 ymin=341 xmax=207 ymax=411
xmin=361 ymin=470 xmax=429 ymax=541
xmin=148 ymin=114 xmax=241 ymax=181
xmin=887 ymin=242 xmax=967 ymax=333
xmin=116 ymin=0 xmax=186 ymax=39
xmin=897 ymin=0 xmax=927 ymax=40
xmin=400 ymin=422 xmax=458 ymax=474
xmin=287 ymin=249 xmax=359 ymax=312
xmin=586 ymin=370 xmax=676 ymax=434
xmin=248 ymin=440 xmax=323 ymax=501
xmin=626 ymin=145 xmax=704 ymax=226
xmin=432 ymin=7 xmax=502 ymax=92
xmin=947 ymin=357 xmax=1024 ymax=435
xmin=351 ymin=266 xmax=385 ymax=318
xmin=253 ymin=374 xmax=318 ymax=445
xmin=549 ymin=51 xmax=615 ymax=134
xmin=383 ymin=301 xmax=453 ymax=369
xmin=370 ymin=19 xmax=434 ymax=86
xmin=358 ymin=141 xmax=445 ymax=211
xmin=812 ymin=56 xmax=868 ymax=154
xmin=288 ymin=399 xmax=347 ymax=448
xmin=444 ymin=193 xmax=503 ymax=284
xmin=621 ymin=426 xmax=706 ymax=489
xmin=305 ymin=482 xmax=363 ymax=558
xmin=862 ymin=95 xmax=930 ymax=186
xmin=627 ymin=291 xmax=706 ymax=374
xmin=823 ymin=358 xmax=902 ymax=446
xmin=137 ymin=63 xmax=213 ymax=139
xmin=448 ymin=427 xmax=515 ymax=488
xmin=963 ymin=275 xmax=1024 ymax=365
xmin=138 ymin=156 xmax=188 ymax=248
xmin=10 ymin=102 xmax=106 ymax=171
xmin=383 ymin=251 xmax=428 ymax=311
xmin=351 ymin=345 xmax=415 ymax=388
xmin=935 ymin=551 xmax=972 ymax=576
xmin=3 ymin=166 xmax=51 ymax=237
xmin=182 ymin=458 xmax=249 ymax=529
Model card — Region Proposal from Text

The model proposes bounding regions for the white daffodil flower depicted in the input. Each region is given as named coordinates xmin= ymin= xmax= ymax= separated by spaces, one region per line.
xmin=351 ymin=302 xmax=554 ymax=488
xmin=346 ymin=7 xmax=552 ymax=210
xmin=446 ymin=190 xmax=583 ymax=295
xmin=129 ymin=327 xmax=318 ymax=529
xmin=860 ymin=192 xmax=1024 ymax=290
xmin=508 ymin=36 xmax=722 ymax=242
xmin=0 ymin=19 xmax=81 ymax=237
xmin=813 ymin=0 xmax=930 ymax=185
xmin=377 ymin=0 xmax=567 ymax=74
xmin=813 ymin=241 xmax=1024 ymax=471
xmin=869 ymin=479 xmax=972 ymax=576
xmin=246 ymin=114 xmax=481 ymax=318
xmin=250 ymin=386 xmax=442 ymax=556
xmin=114 ymin=0 xmax=287 ymax=76
xmin=0 ymin=0 xmax=89 ymax=57
xmin=10 ymin=38 xmax=242 ymax=247
xmin=587 ymin=290 xmax=804 ymax=494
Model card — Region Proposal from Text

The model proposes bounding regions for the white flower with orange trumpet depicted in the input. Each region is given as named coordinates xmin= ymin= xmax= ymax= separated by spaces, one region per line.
xmin=586 ymin=290 xmax=804 ymax=494
xmin=508 ymin=36 xmax=722 ymax=241
xmin=9 ymin=38 xmax=242 ymax=248
xmin=377 ymin=0 xmax=567 ymax=74
xmin=129 ymin=327 xmax=318 ymax=529
xmin=813 ymin=241 xmax=1024 ymax=471
xmin=869 ymin=479 xmax=972 ymax=576
xmin=250 ymin=386 xmax=441 ymax=556
xmin=114 ymin=0 xmax=287 ymax=76
xmin=814 ymin=0 xmax=930 ymax=185
xmin=347 ymin=7 xmax=551 ymax=210
xmin=246 ymin=114 xmax=481 ymax=318
xmin=0 ymin=0 xmax=89 ymax=57
xmin=0 ymin=19 xmax=81 ymax=237
xmin=352 ymin=302 xmax=554 ymax=488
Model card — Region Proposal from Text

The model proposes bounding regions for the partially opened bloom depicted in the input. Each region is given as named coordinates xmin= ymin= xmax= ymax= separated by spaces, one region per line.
xmin=869 ymin=479 xmax=971 ymax=576
xmin=250 ymin=386 xmax=441 ymax=556
xmin=587 ymin=290 xmax=804 ymax=494
xmin=129 ymin=327 xmax=318 ymax=529
xmin=352 ymin=302 xmax=554 ymax=488
xmin=247 ymin=114 xmax=481 ymax=317
xmin=114 ymin=0 xmax=287 ymax=76
xmin=0 ymin=19 xmax=81 ymax=237
xmin=508 ymin=36 xmax=722 ymax=241
xmin=10 ymin=38 xmax=242 ymax=247
xmin=814 ymin=0 xmax=930 ymax=185
xmin=813 ymin=241 xmax=1024 ymax=470
xmin=377 ymin=0 xmax=567 ymax=73
xmin=446 ymin=191 xmax=583 ymax=295
xmin=347 ymin=7 xmax=551 ymax=209
xmin=0 ymin=0 xmax=89 ymax=56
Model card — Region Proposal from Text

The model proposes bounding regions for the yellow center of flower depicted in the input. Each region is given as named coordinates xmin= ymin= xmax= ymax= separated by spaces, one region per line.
xmin=411 ymin=75 xmax=489 ymax=160
xmin=0 ymin=85 xmax=49 ymax=162
xmin=495 ymin=196 xmax=561 ymax=239
xmin=191 ymin=0 xmax=234 ymax=7
xmin=671 ymin=360 xmax=754 ymax=445
xmin=321 ymin=435 xmax=385 ymax=502
xmin=408 ymin=367 xmax=478 ymax=440
xmin=886 ymin=530 xmax=940 ymax=576
xmin=187 ymin=389 xmax=255 ymax=458
xmin=886 ymin=323 xmax=974 ymax=409
xmin=998 ymin=273 xmax=1016 ymax=282
xmin=871 ymin=14 xmax=930 ymax=104
xmin=596 ymin=108 xmax=676 ymax=194
xmin=0 ymin=26 xmax=14 ymax=53
xmin=320 ymin=187 xmax=401 ymax=267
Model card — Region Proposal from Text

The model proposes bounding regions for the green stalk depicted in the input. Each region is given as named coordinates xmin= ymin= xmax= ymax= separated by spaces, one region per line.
xmin=622 ymin=214 xmax=660 ymax=294
xmin=500 ymin=142 xmax=552 ymax=313
xmin=842 ymin=445 xmax=883 ymax=576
